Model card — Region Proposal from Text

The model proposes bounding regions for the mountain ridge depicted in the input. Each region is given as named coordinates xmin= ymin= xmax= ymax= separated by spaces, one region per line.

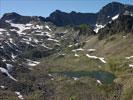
xmin=1 ymin=2 xmax=133 ymax=27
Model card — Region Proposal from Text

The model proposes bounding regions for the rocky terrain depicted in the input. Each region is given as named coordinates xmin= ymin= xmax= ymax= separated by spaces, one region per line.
xmin=0 ymin=1 xmax=133 ymax=100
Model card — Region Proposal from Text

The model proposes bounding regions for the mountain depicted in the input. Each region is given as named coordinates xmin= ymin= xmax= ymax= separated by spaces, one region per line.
xmin=45 ymin=2 xmax=133 ymax=28
xmin=98 ymin=14 xmax=133 ymax=39
xmin=0 ymin=1 xmax=133 ymax=100
xmin=45 ymin=10 xmax=97 ymax=26
xmin=1 ymin=2 xmax=133 ymax=31
xmin=0 ymin=12 xmax=45 ymax=24
xmin=97 ymin=2 xmax=133 ymax=25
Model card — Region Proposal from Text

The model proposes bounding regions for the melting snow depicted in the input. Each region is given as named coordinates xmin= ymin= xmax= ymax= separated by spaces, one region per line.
xmin=0 ymin=67 xmax=18 ymax=81
xmin=27 ymin=59 xmax=40 ymax=66
xmin=72 ymin=77 xmax=79 ymax=81
xmin=97 ymin=80 xmax=102 ymax=85
xmin=45 ymin=32 xmax=52 ymax=38
xmin=36 ymin=25 xmax=43 ymax=29
xmin=45 ymin=25 xmax=52 ymax=31
xmin=86 ymin=54 xmax=106 ymax=63
xmin=98 ymin=57 xmax=106 ymax=63
xmin=126 ymin=56 xmax=133 ymax=59
xmin=112 ymin=14 xmax=119 ymax=20
xmin=0 ymin=28 xmax=7 ymax=32
xmin=0 ymin=85 xmax=5 ymax=89
xmin=86 ymin=54 xmax=98 ymax=59
xmin=15 ymin=91 xmax=24 ymax=100
xmin=35 ymin=32 xmax=44 ymax=36
xmin=26 ymin=23 xmax=33 ymax=26
xmin=72 ymin=48 xmax=84 ymax=52
xmin=6 ymin=20 xmax=31 ymax=35
xmin=94 ymin=24 xmax=105 ymax=33
xmin=68 ymin=45 xmax=73 ymax=47
xmin=0 ymin=32 xmax=3 ymax=35
xmin=74 ymin=53 xmax=80 ymax=57
xmin=129 ymin=64 xmax=133 ymax=68
xmin=47 ymin=38 xmax=59 ymax=42
xmin=6 ymin=63 xmax=14 ymax=72
xmin=9 ymin=38 xmax=13 ymax=43
xmin=11 ymin=53 xmax=17 ymax=59
xmin=48 ymin=74 xmax=52 ymax=77
xmin=33 ymin=38 xmax=39 ymax=43
xmin=87 ymin=49 xmax=96 ymax=52
xmin=41 ymin=44 xmax=52 ymax=49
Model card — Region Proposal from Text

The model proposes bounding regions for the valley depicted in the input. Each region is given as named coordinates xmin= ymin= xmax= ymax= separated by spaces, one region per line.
xmin=0 ymin=1 xmax=133 ymax=100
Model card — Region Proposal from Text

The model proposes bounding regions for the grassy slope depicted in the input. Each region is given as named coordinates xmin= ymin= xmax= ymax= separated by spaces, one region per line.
xmin=31 ymin=33 xmax=133 ymax=100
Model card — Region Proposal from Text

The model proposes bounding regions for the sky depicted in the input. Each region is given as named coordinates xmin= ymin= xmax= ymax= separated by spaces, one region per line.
xmin=0 ymin=0 xmax=133 ymax=17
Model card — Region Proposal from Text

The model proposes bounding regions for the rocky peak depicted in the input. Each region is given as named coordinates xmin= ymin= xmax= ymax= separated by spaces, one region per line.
xmin=0 ymin=12 xmax=46 ymax=24
xmin=97 ymin=2 xmax=133 ymax=25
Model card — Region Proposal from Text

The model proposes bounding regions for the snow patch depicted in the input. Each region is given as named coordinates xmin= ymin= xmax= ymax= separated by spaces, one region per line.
xmin=45 ymin=25 xmax=52 ymax=31
xmin=68 ymin=45 xmax=73 ymax=47
xmin=27 ymin=59 xmax=40 ymax=66
xmin=87 ymin=49 xmax=96 ymax=52
xmin=94 ymin=24 xmax=105 ymax=33
xmin=72 ymin=77 xmax=79 ymax=81
xmin=74 ymin=53 xmax=80 ymax=57
xmin=6 ymin=63 xmax=14 ymax=72
xmin=129 ymin=64 xmax=133 ymax=68
xmin=0 ymin=67 xmax=18 ymax=81
xmin=0 ymin=85 xmax=5 ymax=89
xmin=86 ymin=54 xmax=106 ymax=63
xmin=72 ymin=48 xmax=84 ymax=52
xmin=36 ymin=25 xmax=43 ymax=29
xmin=97 ymin=80 xmax=102 ymax=85
xmin=41 ymin=44 xmax=52 ymax=49
xmin=15 ymin=91 xmax=24 ymax=100
xmin=126 ymin=56 xmax=133 ymax=59
xmin=47 ymin=38 xmax=59 ymax=42
xmin=98 ymin=57 xmax=106 ymax=63
xmin=86 ymin=54 xmax=98 ymax=59
xmin=112 ymin=14 xmax=119 ymax=20
xmin=6 ymin=20 xmax=31 ymax=35
xmin=0 ymin=28 xmax=7 ymax=32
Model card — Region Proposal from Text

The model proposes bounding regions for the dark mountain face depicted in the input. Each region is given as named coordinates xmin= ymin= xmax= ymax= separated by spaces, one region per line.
xmin=97 ymin=2 xmax=133 ymax=25
xmin=45 ymin=2 xmax=133 ymax=26
xmin=98 ymin=14 xmax=133 ymax=40
xmin=45 ymin=10 xmax=97 ymax=26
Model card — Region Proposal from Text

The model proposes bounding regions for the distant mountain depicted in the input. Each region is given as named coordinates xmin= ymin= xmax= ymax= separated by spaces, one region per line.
xmin=97 ymin=2 xmax=133 ymax=25
xmin=1 ymin=2 xmax=133 ymax=32
xmin=45 ymin=10 xmax=97 ymax=26
xmin=45 ymin=2 xmax=133 ymax=27
xmin=0 ymin=12 xmax=45 ymax=25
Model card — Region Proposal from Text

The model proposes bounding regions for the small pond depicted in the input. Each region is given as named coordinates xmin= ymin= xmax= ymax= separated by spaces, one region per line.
xmin=60 ymin=70 xmax=116 ymax=84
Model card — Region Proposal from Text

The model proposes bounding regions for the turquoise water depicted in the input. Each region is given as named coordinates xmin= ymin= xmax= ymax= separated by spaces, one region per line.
xmin=61 ymin=71 xmax=116 ymax=84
